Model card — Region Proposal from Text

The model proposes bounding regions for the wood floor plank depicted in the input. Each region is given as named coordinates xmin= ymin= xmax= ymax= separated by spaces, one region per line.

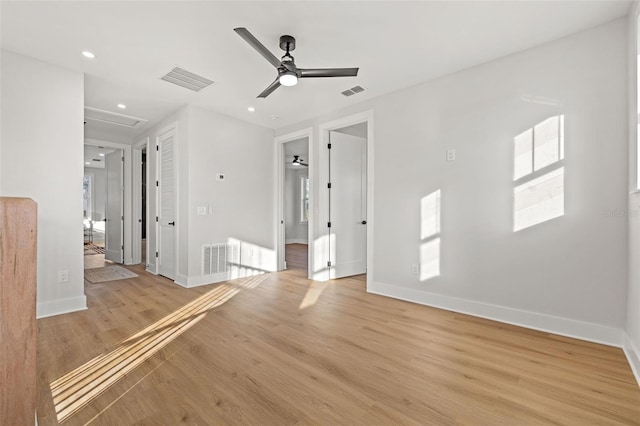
xmin=33 ymin=246 xmax=640 ymax=425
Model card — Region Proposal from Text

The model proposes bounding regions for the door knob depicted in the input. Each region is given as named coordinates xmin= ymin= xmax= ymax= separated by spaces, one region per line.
xmin=361 ymin=220 xmax=367 ymax=225
xmin=168 ymin=221 xmax=175 ymax=226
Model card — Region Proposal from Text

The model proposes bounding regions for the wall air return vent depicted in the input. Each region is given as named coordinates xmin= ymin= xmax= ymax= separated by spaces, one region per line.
xmin=341 ymin=85 xmax=365 ymax=97
xmin=84 ymin=107 xmax=148 ymax=129
xmin=202 ymin=243 xmax=239 ymax=275
xmin=161 ymin=67 xmax=214 ymax=92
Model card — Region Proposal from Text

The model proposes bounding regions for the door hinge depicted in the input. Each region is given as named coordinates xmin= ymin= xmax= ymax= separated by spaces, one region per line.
xmin=156 ymin=180 xmax=159 ymax=187
xmin=121 ymin=215 xmax=124 ymax=220
xmin=327 ymin=143 xmax=332 ymax=149
xmin=121 ymin=245 xmax=124 ymax=250
xmin=156 ymin=145 xmax=159 ymax=151
xmin=327 ymin=261 xmax=332 ymax=267
xmin=327 ymin=182 xmax=332 ymax=189
xmin=327 ymin=222 xmax=332 ymax=228
xmin=156 ymin=216 xmax=158 ymax=222
xmin=121 ymin=156 xmax=124 ymax=162
xmin=156 ymin=251 xmax=159 ymax=258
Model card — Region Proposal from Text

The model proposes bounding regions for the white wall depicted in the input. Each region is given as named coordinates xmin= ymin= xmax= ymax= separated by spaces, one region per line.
xmin=285 ymin=168 xmax=308 ymax=243
xmin=626 ymin=1 xmax=640 ymax=386
xmin=185 ymin=106 xmax=275 ymax=285
xmin=277 ymin=19 xmax=629 ymax=346
xmin=1 ymin=50 xmax=86 ymax=317
xmin=135 ymin=105 xmax=275 ymax=286
xmin=85 ymin=167 xmax=106 ymax=222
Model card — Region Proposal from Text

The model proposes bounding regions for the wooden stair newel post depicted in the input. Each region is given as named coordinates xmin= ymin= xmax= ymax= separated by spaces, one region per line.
xmin=0 ymin=198 xmax=37 ymax=425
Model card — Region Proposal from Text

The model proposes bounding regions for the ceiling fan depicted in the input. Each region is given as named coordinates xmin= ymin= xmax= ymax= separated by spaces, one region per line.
xmin=292 ymin=155 xmax=308 ymax=167
xmin=234 ymin=27 xmax=359 ymax=98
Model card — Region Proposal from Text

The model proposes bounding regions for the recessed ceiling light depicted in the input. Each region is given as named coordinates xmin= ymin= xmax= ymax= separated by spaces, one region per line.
xmin=248 ymin=106 xmax=255 ymax=112
xmin=85 ymin=162 xmax=90 ymax=165
xmin=99 ymin=153 xmax=105 ymax=157
xmin=271 ymin=116 xmax=279 ymax=121
xmin=117 ymin=104 xmax=126 ymax=109
xmin=82 ymin=51 xmax=95 ymax=59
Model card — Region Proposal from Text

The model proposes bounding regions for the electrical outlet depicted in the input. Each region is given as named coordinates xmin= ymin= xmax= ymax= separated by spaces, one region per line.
xmin=446 ymin=149 xmax=456 ymax=162
xmin=197 ymin=206 xmax=207 ymax=215
xmin=411 ymin=264 xmax=419 ymax=276
xmin=58 ymin=270 xmax=69 ymax=283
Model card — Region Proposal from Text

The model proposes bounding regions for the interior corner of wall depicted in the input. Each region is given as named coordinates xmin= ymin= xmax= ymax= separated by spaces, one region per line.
xmin=624 ymin=333 xmax=640 ymax=387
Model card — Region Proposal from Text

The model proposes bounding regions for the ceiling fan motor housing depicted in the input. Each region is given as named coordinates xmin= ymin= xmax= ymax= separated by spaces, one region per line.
xmin=279 ymin=35 xmax=296 ymax=52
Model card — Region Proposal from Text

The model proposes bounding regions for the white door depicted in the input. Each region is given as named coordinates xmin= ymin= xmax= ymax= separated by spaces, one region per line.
xmin=158 ymin=128 xmax=176 ymax=280
xmin=105 ymin=150 xmax=124 ymax=263
xmin=328 ymin=131 xmax=367 ymax=279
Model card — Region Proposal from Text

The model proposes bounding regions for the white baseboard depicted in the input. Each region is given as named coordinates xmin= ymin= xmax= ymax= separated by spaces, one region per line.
xmin=37 ymin=295 xmax=87 ymax=319
xmin=285 ymin=239 xmax=308 ymax=244
xmin=624 ymin=334 xmax=640 ymax=387
xmin=174 ymin=273 xmax=189 ymax=288
xmin=368 ymin=281 xmax=625 ymax=347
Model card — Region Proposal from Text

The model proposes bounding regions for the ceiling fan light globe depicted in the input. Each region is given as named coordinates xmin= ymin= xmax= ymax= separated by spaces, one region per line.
xmin=279 ymin=72 xmax=298 ymax=87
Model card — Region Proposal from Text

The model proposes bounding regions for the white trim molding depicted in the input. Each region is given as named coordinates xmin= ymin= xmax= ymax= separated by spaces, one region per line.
xmin=624 ymin=334 xmax=640 ymax=387
xmin=37 ymin=295 xmax=87 ymax=319
xmin=369 ymin=281 xmax=625 ymax=347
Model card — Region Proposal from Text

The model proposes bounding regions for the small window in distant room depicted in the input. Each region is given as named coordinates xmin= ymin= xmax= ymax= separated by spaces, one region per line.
xmin=300 ymin=176 xmax=309 ymax=223
xmin=83 ymin=174 xmax=93 ymax=220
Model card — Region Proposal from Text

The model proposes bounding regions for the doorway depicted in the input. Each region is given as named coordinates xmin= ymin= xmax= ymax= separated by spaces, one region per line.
xmin=317 ymin=110 xmax=374 ymax=284
xmin=83 ymin=144 xmax=119 ymax=268
xmin=283 ymin=138 xmax=310 ymax=273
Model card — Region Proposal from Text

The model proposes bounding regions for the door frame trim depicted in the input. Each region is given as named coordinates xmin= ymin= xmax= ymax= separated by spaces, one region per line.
xmin=274 ymin=128 xmax=313 ymax=277
xmin=317 ymin=110 xmax=374 ymax=284
xmin=132 ymin=137 xmax=150 ymax=266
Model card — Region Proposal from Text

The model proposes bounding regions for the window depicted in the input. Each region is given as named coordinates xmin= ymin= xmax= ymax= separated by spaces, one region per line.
xmin=83 ymin=174 xmax=93 ymax=220
xmin=300 ymin=176 xmax=309 ymax=223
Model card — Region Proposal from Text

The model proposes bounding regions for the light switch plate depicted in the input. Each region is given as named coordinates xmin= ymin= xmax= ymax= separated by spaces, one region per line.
xmin=446 ymin=149 xmax=456 ymax=162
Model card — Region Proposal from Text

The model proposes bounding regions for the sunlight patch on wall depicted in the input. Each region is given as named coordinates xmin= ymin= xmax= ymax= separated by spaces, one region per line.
xmin=420 ymin=190 xmax=441 ymax=281
xmin=513 ymin=115 xmax=565 ymax=232
xmin=514 ymin=167 xmax=564 ymax=231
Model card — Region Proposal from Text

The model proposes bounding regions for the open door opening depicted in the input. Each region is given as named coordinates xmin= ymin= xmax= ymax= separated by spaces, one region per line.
xmin=283 ymin=138 xmax=310 ymax=274
xmin=83 ymin=144 xmax=118 ymax=268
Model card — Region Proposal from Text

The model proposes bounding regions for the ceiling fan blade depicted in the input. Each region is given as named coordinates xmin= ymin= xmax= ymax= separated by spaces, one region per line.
xmin=234 ymin=27 xmax=281 ymax=68
xmin=257 ymin=78 xmax=281 ymax=98
xmin=300 ymin=68 xmax=359 ymax=78
xmin=300 ymin=162 xmax=309 ymax=167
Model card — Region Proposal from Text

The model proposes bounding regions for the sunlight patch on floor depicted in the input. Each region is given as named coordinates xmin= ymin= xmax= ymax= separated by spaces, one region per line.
xmin=50 ymin=274 xmax=267 ymax=423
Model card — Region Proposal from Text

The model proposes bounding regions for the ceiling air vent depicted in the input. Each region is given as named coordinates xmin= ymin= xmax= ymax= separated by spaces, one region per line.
xmin=341 ymin=85 xmax=365 ymax=97
xmin=161 ymin=67 xmax=214 ymax=92
xmin=84 ymin=107 xmax=148 ymax=129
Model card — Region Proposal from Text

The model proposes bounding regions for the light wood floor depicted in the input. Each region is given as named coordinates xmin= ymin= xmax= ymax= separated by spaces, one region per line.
xmin=37 ymin=246 xmax=640 ymax=425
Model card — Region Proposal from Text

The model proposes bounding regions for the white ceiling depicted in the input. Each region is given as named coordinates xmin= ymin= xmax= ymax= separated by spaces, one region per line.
xmin=84 ymin=145 xmax=116 ymax=169
xmin=1 ymin=1 xmax=631 ymax=142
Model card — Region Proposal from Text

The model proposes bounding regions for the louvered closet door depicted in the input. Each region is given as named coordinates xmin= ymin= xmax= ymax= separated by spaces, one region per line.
xmin=105 ymin=150 xmax=124 ymax=263
xmin=158 ymin=128 xmax=176 ymax=280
